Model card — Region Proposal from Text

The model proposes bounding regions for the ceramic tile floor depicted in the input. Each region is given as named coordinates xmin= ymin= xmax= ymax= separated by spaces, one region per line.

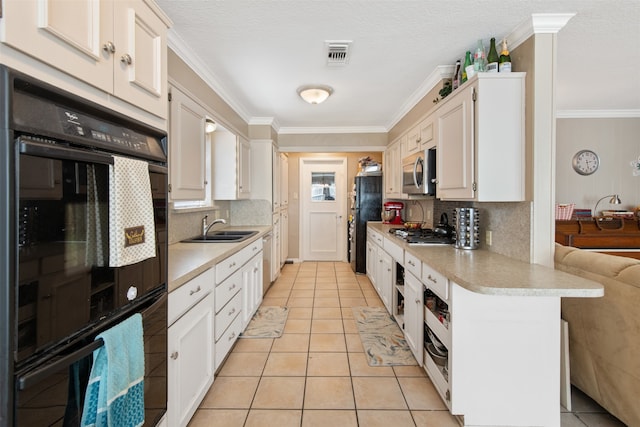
xmin=188 ymin=262 xmax=626 ymax=427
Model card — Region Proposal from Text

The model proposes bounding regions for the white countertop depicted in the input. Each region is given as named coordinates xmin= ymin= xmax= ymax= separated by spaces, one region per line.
xmin=369 ymin=222 xmax=603 ymax=298
xmin=168 ymin=226 xmax=272 ymax=292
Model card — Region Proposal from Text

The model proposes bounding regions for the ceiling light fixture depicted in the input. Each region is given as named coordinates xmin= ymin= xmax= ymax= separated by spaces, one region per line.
xmin=297 ymin=85 xmax=333 ymax=104
xmin=205 ymin=119 xmax=217 ymax=133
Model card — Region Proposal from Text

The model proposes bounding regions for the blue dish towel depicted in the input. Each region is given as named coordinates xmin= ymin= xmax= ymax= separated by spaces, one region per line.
xmin=81 ymin=313 xmax=145 ymax=427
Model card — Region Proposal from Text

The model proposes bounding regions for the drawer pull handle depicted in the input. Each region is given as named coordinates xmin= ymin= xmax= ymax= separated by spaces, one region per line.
xmin=228 ymin=308 xmax=236 ymax=316
xmin=190 ymin=286 xmax=202 ymax=296
xmin=253 ymin=246 xmax=258 ymax=251
xmin=427 ymin=275 xmax=437 ymax=284
xmin=170 ymin=351 xmax=179 ymax=360
xmin=229 ymin=261 xmax=236 ymax=268
xmin=415 ymin=298 xmax=420 ymax=304
xmin=228 ymin=332 xmax=236 ymax=341
xmin=408 ymin=260 xmax=415 ymax=267
xmin=229 ymin=283 xmax=236 ymax=291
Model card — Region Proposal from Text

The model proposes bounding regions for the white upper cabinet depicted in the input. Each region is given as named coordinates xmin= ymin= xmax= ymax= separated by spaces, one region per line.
xmin=168 ymin=86 xmax=207 ymax=201
xmin=1 ymin=0 xmax=170 ymax=118
xmin=437 ymin=73 xmax=525 ymax=201
xmin=384 ymin=138 xmax=403 ymax=199
xmin=404 ymin=125 xmax=421 ymax=155
xmin=213 ymin=133 xmax=251 ymax=200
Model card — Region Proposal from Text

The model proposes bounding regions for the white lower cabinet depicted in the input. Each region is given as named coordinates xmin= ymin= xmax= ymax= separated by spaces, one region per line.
xmin=214 ymin=238 xmax=263 ymax=370
xmin=242 ymin=251 xmax=263 ymax=329
xmin=167 ymin=284 xmax=214 ymax=427
xmin=403 ymin=270 xmax=424 ymax=365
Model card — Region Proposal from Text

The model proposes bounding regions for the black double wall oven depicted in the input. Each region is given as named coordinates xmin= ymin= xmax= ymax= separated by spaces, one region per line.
xmin=0 ymin=66 xmax=168 ymax=426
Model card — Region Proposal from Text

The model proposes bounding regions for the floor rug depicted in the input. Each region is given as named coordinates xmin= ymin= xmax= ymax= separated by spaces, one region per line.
xmin=352 ymin=306 xmax=417 ymax=366
xmin=240 ymin=306 xmax=288 ymax=338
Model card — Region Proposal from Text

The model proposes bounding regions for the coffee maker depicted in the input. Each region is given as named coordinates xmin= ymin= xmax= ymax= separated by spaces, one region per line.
xmin=382 ymin=202 xmax=404 ymax=224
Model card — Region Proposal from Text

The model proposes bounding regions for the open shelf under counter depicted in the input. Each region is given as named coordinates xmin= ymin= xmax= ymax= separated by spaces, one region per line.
xmin=424 ymin=347 xmax=450 ymax=409
xmin=425 ymin=306 xmax=451 ymax=349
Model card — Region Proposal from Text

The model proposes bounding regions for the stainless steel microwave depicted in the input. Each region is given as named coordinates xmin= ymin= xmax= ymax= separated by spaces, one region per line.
xmin=402 ymin=148 xmax=436 ymax=195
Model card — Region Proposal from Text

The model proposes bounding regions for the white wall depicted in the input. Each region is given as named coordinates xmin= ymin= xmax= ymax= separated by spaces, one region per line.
xmin=556 ymin=118 xmax=640 ymax=214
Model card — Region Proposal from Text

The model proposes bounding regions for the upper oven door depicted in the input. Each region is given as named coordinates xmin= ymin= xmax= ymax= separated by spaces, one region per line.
xmin=402 ymin=152 xmax=425 ymax=194
xmin=16 ymin=138 xmax=166 ymax=365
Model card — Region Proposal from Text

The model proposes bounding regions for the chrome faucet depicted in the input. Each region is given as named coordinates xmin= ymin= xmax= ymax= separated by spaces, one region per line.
xmin=202 ymin=215 xmax=226 ymax=237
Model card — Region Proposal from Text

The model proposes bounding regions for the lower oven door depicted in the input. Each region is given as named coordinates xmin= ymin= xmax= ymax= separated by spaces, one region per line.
xmin=13 ymin=290 xmax=167 ymax=426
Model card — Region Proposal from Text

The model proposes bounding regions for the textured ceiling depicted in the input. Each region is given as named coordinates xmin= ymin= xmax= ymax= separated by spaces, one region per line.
xmin=156 ymin=0 xmax=640 ymax=132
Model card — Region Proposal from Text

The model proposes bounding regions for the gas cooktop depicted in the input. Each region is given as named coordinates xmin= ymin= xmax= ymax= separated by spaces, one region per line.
xmin=389 ymin=228 xmax=454 ymax=245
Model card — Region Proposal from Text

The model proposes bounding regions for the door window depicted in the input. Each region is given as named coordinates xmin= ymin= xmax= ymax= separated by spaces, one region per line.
xmin=311 ymin=172 xmax=336 ymax=201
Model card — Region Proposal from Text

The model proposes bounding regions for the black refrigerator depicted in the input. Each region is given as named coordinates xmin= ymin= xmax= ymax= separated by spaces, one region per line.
xmin=350 ymin=175 xmax=383 ymax=273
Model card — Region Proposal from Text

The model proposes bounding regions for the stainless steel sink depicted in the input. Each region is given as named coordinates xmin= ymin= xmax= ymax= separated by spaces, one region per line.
xmin=181 ymin=230 xmax=258 ymax=243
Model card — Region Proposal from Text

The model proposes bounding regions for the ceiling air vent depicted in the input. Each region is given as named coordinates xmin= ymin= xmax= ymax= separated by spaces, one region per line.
xmin=326 ymin=41 xmax=352 ymax=66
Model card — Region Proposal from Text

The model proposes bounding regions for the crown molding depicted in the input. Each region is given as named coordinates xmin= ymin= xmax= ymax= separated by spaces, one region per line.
xmin=249 ymin=117 xmax=280 ymax=132
xmin=507 ymin=13 xmax=576 ymax=50
xmin=556 ymin=109 xmax=640 ymax=119
xmin=167 ymin=30 xmax=252 ymax=123
xmin=386 ymin=64 xmax=455 ymax=130
xmin=278 ymin=145 xmax=385 ymax=153
xmin=278 ymin=126 xmax=388 ymax=135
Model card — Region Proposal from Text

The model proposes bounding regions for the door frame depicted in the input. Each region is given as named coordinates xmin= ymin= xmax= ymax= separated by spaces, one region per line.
xmin=299 ymin=157 xmax=348 ymax=262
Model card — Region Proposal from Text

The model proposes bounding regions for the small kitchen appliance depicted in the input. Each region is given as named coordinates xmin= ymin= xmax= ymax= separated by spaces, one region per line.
xmin=453 ymin=207 xmax=480 ymax=249
xmin=383 ymin=201 xmax=405 ymax=224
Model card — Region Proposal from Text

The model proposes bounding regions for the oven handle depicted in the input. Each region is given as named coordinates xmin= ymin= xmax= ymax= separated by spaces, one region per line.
xmin=17 ymin=338 xmax=104 ymax=391
xmin=19 ymin=137 xmax=114 ymax=165
xmin=18 ymin=137 xmax=168 ymax=174
xmin=18 ymin=292 xmax=167 ymax=391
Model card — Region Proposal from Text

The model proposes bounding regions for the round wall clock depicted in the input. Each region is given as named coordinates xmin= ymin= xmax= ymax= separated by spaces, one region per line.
xmin=572 ymin=149 xmax=599 ymax=175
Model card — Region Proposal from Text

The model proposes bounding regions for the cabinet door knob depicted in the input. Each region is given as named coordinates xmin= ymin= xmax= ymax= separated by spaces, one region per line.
xmin=120 ymin=54 xmax=133 ymax=65
xmin=228 ymin=332 xmax=236 ymax=341
xmin=103 ymin=41 xmax=116 ymax=53
xmin=415 ymin=298 xmax=421 ymax=304
xmin=170 ymin=351 xmax=179 ymax=360
xmin=228 ymin=307 xmax=236 ymax=316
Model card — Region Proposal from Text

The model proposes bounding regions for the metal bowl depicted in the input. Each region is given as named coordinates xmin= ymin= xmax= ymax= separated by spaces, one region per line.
xmin=382 ymin=210 xmax=395 ymax=222
xmin=426 ymin=343 xmax=448 ymax=366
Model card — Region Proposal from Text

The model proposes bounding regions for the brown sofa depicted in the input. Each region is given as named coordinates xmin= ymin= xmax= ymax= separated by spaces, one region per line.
xmin=555 ymin=243 xmax=640 ymax=426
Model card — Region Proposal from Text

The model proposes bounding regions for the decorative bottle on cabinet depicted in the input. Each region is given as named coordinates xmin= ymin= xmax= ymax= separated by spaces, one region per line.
xmin=499 ymin=39 xmax=512 ymax=72
xmin=473 ymin=39 xmax=486 ymax=72
xmin=486 ymin=38 xmax=499 ymax=72
xmin=452 ymin=60 xmax=461 ymax=89
xmin=461 ymin=51 xmax=472 ymax=83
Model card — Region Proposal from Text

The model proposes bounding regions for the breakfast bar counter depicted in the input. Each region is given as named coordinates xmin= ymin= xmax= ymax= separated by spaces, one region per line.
xmin=367 ymin=221 xmax=603 ymax=427
xmin=369 ymin=222 xmax=603 ymax=298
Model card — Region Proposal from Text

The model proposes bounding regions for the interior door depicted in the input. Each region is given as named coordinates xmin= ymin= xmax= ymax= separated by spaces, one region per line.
xmin=300 ymin=158 xmax=347 ymax=261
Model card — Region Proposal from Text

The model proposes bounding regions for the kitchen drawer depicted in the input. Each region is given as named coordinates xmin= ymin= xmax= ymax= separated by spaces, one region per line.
xmin=370 ymin=229 xmax=384 ymax=246
xmin=215 ymin=239 xmax=263 ymax=284
xmin=422 ymin=263 xmax=448 ymax=302
xmin=215 ymin=268 xmax=242 ymax=313
xmin=168 ymin=267 xmax=215 ymax=326
xmin=215 ymin=291 xmax=242 ymax=340
xmin=404 ymin=251 xmax=421 ymax=278
xmin=215 ymin=311 xmax=243 ymax=370
xmin=383 ymin=236 xmax=403 ymax=262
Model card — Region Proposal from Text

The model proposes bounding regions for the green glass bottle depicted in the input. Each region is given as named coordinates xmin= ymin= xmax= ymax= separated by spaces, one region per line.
xmin=461 ymin=51 xmax=472 ymax=83
xmin=499 ymin=39 xmax=512 ymax=72
xmin=486 ymin=37 xmax=498 ymax=72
